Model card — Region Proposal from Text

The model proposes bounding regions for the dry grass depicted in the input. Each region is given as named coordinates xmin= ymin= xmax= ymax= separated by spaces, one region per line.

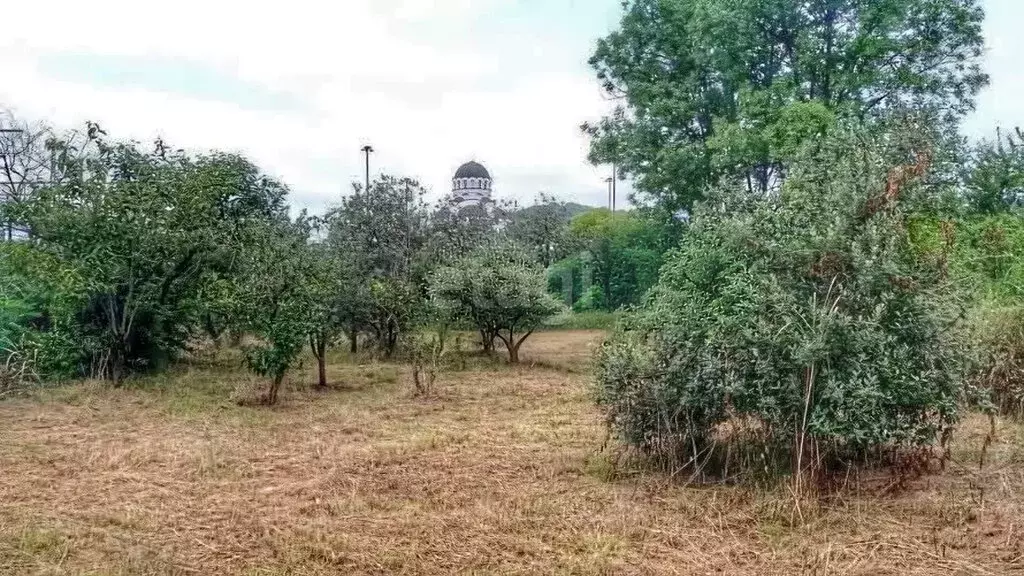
xmin=1 ymin=330 xmax=1023 ymax=575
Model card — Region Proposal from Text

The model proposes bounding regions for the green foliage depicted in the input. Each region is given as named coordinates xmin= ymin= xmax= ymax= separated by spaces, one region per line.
xmin=232 ymin=218 xmax=317 ymax=404
xmin=9 ymin=128 xmax=289 ymax=383
xmin=910 ymin=196 xmax=1024 ymax=419
xmin=569 ymin=209 xmax=663 ymax=311
xmin=547 ymin=255 xmax=585 ymax=308
xmin=573 ymin=285 xmax=606 ymax=314
xmin=585 ymin=0 xmax=988 ymax=210
xmin=0 ymin=242 xmax=87 ymax=381
xmin=420 ymin=200 xmax=510 ymax=270
xmin=963 ymin=128 xmax=1024 ymax=214
xmin=548 ymin=310 xmax=620 ymax=331
xmin=911 ymin=213 xmax=1024 ymax=303
xmin=506 ymin=194 xmax=583 ymax=266
xmin=430 ymin=241 xmax=564 ymax=363
xmin=596 ymin=125 xmax=968 ymax=479
xmin=327 ymin=176 xmax=431 ymax=356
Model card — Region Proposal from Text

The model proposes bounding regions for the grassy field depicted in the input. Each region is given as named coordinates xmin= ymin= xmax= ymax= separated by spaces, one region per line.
xmin=1 ymin=330 xmax=1023 ymax=575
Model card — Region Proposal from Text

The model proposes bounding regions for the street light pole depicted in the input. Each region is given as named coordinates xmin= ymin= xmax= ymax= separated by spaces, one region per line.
xmin=360 ymin=144 xmax=374 ymax=193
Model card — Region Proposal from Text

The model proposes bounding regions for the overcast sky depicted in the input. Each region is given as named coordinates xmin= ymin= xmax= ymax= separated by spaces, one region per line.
xmin=1 ymin=0 xmax=1021 ymax=212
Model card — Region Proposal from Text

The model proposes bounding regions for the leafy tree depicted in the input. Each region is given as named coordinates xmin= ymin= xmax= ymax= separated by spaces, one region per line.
xmin=585 ymin=0 xmax=988 ymax=211
xmin=430 ymin=242 xmax=563 ymax=364
xmin=10 ymin=126 xmax=288 ymax=383
xmin=569 ymin=209 xmax=663 ymax=310
xmin=420 ymin=197 xmax=513 ymax=271
xmin=963 ymin=127 xmax=1024 ymax=214
xmin=232 ymin=218 xmax=318 ymax=404
xmin=327 ymin=175 xmax=431 ymax=356
xmin=596 ymin=124 xmax=967 ymax=481
xmin=506 ymin=194 xmax=582 ymax=266
xmin=304 ymin=238 xmax=350 ymax=388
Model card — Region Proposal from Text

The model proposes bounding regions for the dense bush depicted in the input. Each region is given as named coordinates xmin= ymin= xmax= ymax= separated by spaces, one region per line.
xmin=970 ymin=306 xmax=1024 ymax=419
xmin=911 ymin=208 xmax=1024 ymax=417
xmin=596 ymin=126 xmax=969 ymax=480
xmin=7 ymin=130 xmax=289 ymax=383
xmin=0 ymin=242 xmax=89 ymax=382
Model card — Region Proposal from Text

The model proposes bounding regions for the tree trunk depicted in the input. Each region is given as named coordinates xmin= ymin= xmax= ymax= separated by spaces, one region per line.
xmin=317 ymin=352 xmax=327 ymax=388
xmin=349 ymin=328 xmax=358 ymax=354
xmin=110 ymin=350 xmax=125 ymax=386
xmin=266 ymin=372 xmax=284 ymax=405
xmin=480 ymin=329 xmax=495 ymax=353
xmin=310 ymin=335 xmax=328 ymax=388
xmin=507 ymin=342 xmax=520 ymax=364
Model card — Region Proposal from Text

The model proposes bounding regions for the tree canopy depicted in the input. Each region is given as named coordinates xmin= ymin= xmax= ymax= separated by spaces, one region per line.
xmin=585 ymin=0 xmax=988 ymax=211
xmin=430 ymin=241 xmax=563 ymax=363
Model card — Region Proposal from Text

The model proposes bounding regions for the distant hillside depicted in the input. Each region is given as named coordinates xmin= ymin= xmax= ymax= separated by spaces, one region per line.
xmin=515 ymin=201 xmax=595 ymax=222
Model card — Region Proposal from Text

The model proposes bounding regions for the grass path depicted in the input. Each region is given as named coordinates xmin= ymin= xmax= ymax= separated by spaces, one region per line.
xmin=1 ymin=331 xmax=1023 ymax=575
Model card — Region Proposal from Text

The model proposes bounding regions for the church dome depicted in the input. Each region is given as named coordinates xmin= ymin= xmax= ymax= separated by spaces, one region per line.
xmin=454 ymin=161 xmax=491 ymax=180
xmin=451 ymin=160 xmax=493 ymax=209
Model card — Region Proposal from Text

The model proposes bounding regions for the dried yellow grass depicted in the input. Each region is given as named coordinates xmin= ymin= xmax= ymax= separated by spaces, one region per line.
xmin=0 ymin=331 xmax=1022 ymax=575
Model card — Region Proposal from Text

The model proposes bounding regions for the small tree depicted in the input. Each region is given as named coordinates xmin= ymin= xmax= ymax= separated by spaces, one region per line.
xmin=233 ymin=219 xmax=315 ymax=404
xmin=304 ymin=241 xmax=345 ymax=388
xmin=430 ymin=242 xmax=563 ymax=364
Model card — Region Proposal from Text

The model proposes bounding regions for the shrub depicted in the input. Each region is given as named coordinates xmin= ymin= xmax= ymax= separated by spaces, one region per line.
xmin=407 ymin=332 xmax=445 ymax=397
xmin=910 ymin=210 xmax=1024 ymax=418
xmin=971 ymin=306 xmax=1024 ymax=419
xmin=573 ymin=285 xmax=606 ymax=313
xmin=596 ymin=125 xmax=968 ymax=482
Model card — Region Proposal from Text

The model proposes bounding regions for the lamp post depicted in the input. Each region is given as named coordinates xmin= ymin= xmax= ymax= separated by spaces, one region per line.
xmin=360 ymin=144 xmax=374 ymax=193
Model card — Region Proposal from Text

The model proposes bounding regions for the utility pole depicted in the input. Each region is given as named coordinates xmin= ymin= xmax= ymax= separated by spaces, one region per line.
xmin=605 ymin=177 xmax=613 ymax=211
xmin=606 ymin=161 xmax=614 ymax=213
xmin=360 ymin=144 xmax=374 ymax=193
xmin=349 ymin=143 xmax=374 ymax=356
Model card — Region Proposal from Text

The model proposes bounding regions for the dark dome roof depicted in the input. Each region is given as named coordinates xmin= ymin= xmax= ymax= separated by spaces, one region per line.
xmin=454 ymin=160 xmax=491 ymax=180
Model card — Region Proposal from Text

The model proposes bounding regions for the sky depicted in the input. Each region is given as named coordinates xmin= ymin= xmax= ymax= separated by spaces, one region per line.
xmin=0 ymin=0 xmax=1021 ymax=213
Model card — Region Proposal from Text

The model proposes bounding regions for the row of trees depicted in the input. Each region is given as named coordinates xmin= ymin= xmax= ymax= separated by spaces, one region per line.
xmin=0 ymin=120 xmax=578 ymax=403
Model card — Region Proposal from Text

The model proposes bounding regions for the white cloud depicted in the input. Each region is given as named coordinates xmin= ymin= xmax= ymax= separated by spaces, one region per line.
xmin=0 ymin=0 xmax=618 ymax=212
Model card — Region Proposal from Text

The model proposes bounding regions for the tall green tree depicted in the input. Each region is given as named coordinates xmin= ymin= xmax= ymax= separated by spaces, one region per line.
xmin=507 ymin=194 xmax=582 ymax=267
xmin=585 ymin=0 xmax=988 ymax=211
xmin=569 ymin=209 xmax=663 ymax=311
xmin=327 ymin=175 xmax=430 ymax=356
